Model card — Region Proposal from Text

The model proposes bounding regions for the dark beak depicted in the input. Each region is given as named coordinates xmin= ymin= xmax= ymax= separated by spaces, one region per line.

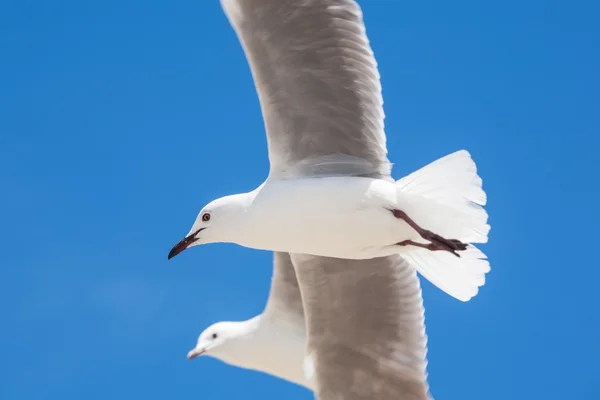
xmin=168 ymin=234 xmax=199 ymax=260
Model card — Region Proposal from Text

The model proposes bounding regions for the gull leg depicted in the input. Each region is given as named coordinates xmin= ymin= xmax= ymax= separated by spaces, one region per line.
xmin=391 ymin=209 xmax=467 ymax=257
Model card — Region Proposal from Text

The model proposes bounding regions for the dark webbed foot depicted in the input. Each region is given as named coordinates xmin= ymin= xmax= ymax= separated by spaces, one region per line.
xmin=424 ymin=231 xmax=468 ymax=252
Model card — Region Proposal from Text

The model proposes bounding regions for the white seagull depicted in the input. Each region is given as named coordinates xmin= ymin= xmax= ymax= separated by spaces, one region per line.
xmin=186 ymin=252 xmax=431 ymax=399
xmin=168 ymin=0 xmax=490 ymax=302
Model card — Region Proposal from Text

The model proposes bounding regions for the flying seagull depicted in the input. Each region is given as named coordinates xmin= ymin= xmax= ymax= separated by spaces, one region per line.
xmin=168 ymin=0 xmax=490 ymax=302
xmin=187 ymin=252 xmax=431 ymax=399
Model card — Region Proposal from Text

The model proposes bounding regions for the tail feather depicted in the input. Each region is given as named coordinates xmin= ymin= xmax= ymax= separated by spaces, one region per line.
xmin=396 ymin=150 xmax=487 ymax=207
xmin=396 ymin=150 xmax=491 ymax=301
xmin=404 ymin=246 xmax=490 ymax=302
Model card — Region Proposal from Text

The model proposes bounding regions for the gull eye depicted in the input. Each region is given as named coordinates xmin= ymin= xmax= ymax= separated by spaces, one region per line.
xmin=212 ymin=333 xmax=218 ymax=339
xmin=202 ymin=213 xmax=211 ymax=222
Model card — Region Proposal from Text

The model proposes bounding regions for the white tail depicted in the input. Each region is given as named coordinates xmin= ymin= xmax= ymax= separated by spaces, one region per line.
xmin=396 ymin=150 xmax=491 ymax=301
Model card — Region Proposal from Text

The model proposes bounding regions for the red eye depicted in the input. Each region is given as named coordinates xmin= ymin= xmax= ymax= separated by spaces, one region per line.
xmin=201 ymin=213 xmax=211 ymax=222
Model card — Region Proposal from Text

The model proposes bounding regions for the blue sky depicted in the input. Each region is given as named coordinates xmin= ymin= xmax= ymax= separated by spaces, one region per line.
xmin=1 ymin=0 xmax=599 ymax=399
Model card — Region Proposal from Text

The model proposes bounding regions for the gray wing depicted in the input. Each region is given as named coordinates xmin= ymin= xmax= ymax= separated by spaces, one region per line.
xmin=262 ymin=252 xmax=305 ymax=323
xmin=291 ymin=254 xmax=431 ymax=400
xmin=220 ymin=0 xmax=391 ymax=179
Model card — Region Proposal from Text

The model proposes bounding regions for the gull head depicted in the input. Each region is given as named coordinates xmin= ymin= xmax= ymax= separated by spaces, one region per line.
xmin=168 ymin=193 xmax=252 ymax=260
xmin=187 ymin=320 xmax=254 ymax=362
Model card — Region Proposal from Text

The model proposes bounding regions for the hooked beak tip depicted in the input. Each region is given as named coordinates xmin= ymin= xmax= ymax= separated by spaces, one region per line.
xmin=168 ymin=235 xmax=198 ymax=260
xmin=187 ymin=348 xmax=204 ymax=360
xmin=167 ymin=245 xmax=182 ymax=260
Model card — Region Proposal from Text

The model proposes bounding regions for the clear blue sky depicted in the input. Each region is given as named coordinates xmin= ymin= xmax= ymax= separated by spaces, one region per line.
xmin=1 ymin=1 xmax=599 ymax=399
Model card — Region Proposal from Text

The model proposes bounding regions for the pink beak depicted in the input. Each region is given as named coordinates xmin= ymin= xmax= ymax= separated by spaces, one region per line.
xmin=187 ymin=348 xmax=205 ymax=360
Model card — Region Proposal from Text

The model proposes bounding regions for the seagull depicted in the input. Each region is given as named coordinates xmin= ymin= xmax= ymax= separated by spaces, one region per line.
xmin=168 ymin=0 xmax=490 ymax=302
xmin=186 ymin=252 xmax=431 ymax=399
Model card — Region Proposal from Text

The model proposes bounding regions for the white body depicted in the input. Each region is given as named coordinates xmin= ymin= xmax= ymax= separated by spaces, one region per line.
xmin=221 ymin=172 xmax=487 ymax=262
xmin=206 ymin=317 xmax=311 ymax=389
xmin=236 ymin=177 xmax=415 ymax=259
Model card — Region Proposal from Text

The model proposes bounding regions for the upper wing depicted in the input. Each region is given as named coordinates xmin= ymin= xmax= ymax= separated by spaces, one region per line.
xmin=220 ymin=0 xmax=391 ymax=179
xmin=291 ymin=253 xmax=431 ymax=400
xmin=262 ymin=252 xmax=305 ymax=324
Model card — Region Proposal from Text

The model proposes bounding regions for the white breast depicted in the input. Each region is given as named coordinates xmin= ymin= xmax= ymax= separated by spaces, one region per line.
xmin=238 ymin=177 xmax=412 ymax=259
xmin=217 ymin=317 xmax=311 ymax=389
xmin=252 ymin=318 xmax=310 ymax=389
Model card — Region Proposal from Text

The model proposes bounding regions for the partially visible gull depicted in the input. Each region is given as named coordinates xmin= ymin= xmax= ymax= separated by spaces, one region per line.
xmin=187 ymin=252 xmax=431 ymax=399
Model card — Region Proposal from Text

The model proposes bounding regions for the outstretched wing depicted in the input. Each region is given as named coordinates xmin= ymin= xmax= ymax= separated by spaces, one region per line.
xmin=291 ymin=253 xmax=431 ymax=400
xmin=263 ymin=252 xmax=305 ymax=324
xmin=220 ymin=0 xmax=390 ymax=179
